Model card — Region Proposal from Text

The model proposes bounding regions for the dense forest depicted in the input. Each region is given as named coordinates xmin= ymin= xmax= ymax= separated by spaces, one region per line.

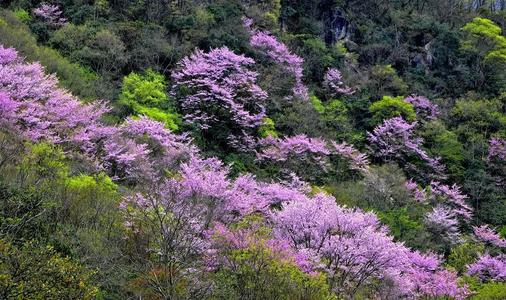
xmin=0 ymin=0 xmax=505 ymax=299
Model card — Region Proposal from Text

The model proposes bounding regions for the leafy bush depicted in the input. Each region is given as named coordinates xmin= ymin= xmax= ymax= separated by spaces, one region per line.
xmin=119 ymin=69 xmax=180 ymax=130
xmin=0 ymin=239 xmax=98 ymax=299
xmin=369 ymin=95 xmax=416 ymax=126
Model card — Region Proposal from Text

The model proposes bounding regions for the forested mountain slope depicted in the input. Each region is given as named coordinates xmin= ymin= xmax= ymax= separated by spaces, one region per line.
xmin=0 ymin=1 xmax=505 ymax=299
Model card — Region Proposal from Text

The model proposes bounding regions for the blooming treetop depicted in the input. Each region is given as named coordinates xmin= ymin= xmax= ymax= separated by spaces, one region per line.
xmin=367 ymin=116 xmax=446 ymax=181
xmin=244 ymin=17 xmax=308 ymax=101
xmin=0 ymin=44 xmax=109 ymax=148
xmin=404 ymin=95 xmax=439 ymax=121
xmin=33 ymin=2 xmax=68 ymax=27
xmin=257 ymin=134 xmax=369 ymax=181
xmin=323 ymin=68 xmax=355 ymax=96
xmin=473 ymin=225 xmax=506 ymax=248
xmin=467 ymin=254 xmax=506 ymax=282
xmin=171 ymin=47 xmax=267 ymax=150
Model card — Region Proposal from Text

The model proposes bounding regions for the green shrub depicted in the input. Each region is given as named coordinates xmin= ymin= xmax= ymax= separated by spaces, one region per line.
xmin=0 ymin=239 xmax=98 ymax=299
xmin=119 ymin=69 xmax=181 ymax=130
xmin=369 ymin=95 xmax=416 ymax=125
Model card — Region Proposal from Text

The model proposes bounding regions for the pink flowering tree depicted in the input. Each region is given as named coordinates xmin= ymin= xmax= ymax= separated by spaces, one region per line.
xmin=404 ymin=95 xmax=439 ymax=121
xmin=32 ymin=2 xmax=68 ymax=27
xmin=425 ymin=206 xmax=462 ymax=245
xmin=244 ymin=18 xmax=308 ymax=101
xmin=100 ymin=117 xmax=196 ymax=185
xmin=467 ymin=254 xmax=506 ymax=282
xmin=257 ymin=134 xmax=369 ymax=182
xmin=406 ymin=251 xmax=469 ymax=299
xmin=272 ymin=191 xmax=467 ymax=298
xmin=205 ymin=219 xmax=314 ymax=275
xmin=0 ymin=43 xmax=472 ymax=299
xmin=487 ymin=138 xmax=506 ymax=185
xmin=323 ymin=68 xmax=355 ymax=97
xmin=405 ymin=179 xmax=427 ymax=203
xmin=422 ymin=181 xmax=472 ymax=247
xmin=473 ymin=225 xmax=506 ymax=248
xmin=367 ymin=116 xmax=446 ymax=182
xmin=429 ymin=181 xmax=473 ymax=221
xmin=0 ymin=44 xmax=110 ymax=154
xmin=171 ymin=47 xmax=267 ymax=151
xmin=0 ymin=45 xmax=196 ymax=184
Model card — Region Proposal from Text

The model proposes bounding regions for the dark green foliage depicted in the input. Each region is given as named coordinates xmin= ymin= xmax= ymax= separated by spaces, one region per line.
xmin=420 ymin=120 xmax=465 ymax=179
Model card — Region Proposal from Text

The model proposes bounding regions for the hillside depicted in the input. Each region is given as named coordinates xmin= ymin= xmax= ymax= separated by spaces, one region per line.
xmin=0 ymin=1 xmax=505 ymax=299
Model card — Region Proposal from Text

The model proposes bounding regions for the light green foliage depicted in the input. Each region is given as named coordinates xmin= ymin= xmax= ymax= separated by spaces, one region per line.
xmin=65 ymin=173 xmax=121 ymax=227
xmin=447 ymin=242 xmax=485 ymax=274
xmin=378 ymin=208 xmax=423 ymax=243
xmin=324 ymin=99 xmax=350 ymax=123
xmin=471 ymin=282 xmax=506 ymax=300
xmin=19 ymin=143 xmax=69 ymax=182
xmin=369 ymin=95 xmax=416 ymax=125
xmin=452 ymin=98 xmax=506 ymax=137
xmin=324 ymin=99 xmax=355 ymax=141
xmin=310 ymin=96 xmax=354 ymax=141
xmin=462 ymin=17 xmax=506 ymax=64
xmin=0 ymin=239 xmax=98 ymax=299
xmin=119 ymin=70 xmax=181 ymax=130
xmin=258 ymin=117 xmax=279 ymax=138
xmin=311 ymin=95 xmax=326 ymax=114
xmin=12 ymin=8 xmax=30 ymax=23
xmin=499 ymin=225 xmax=506 ymax=239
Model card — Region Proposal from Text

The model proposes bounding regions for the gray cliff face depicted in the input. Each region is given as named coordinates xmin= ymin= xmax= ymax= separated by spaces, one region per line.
xmin=323 ymin=9 xmax=351 ymax=45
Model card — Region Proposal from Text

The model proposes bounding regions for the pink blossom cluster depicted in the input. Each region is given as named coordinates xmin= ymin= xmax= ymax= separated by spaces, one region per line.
xmin=273 ymin=191 xmax=467 ymax=298
xmin=100 ymin=117 xmax=195 ymax=182
xmin=0 ymin=45 xmax=193 ymax=183
xmin=406 ymin=251 xmax=469 ymax=299
xmin=487 ymin=138 xmax=506 ymax=185
xmin=257 ymin=134 xmax=370 ymax=180
xmin=0 ymin=45 xmax=109 ymax=148
xmin=206 ymin=222 xmax=314 ymax=274
xmin=467 ymin=254 xmax=506 ymax=282
xmin=404 ymin=95 xmax=439 ymax=120
xmin=244 ymin=18 xmax=308 ymax=100
xmin=405 ymin=179 xmax=427 ymax=203
xmin=473 ymin=225 xmax=506 ymax=248
xmin=424 ymin=206 xmax=462 ymax=244
xmin=171 ymin=47 xmax=267 ymax=150
xmin=33 ymin=2 xmax=68 ymax=27
xmin=423 ymin=181 xmax=472 ymax=244
xmin=367 ymin=117 xmax=446 ymax=180
xmin=323 ymin=68 xmax=355 ymax=96
xmin=488 ymin=138 xmax=506 ymax=162
xmin=330 ymin=140 xmax=370 ymax=173
xmin=430 ymin=181 xmax=473 ymax=221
